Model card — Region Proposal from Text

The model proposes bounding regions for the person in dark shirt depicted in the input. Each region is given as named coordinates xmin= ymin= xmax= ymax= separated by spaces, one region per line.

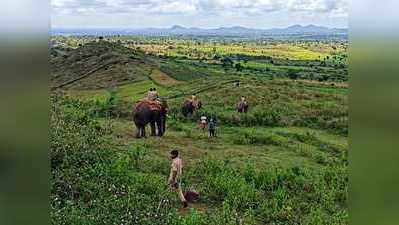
xmin=208 ymin=118 xmax=216 ymax=138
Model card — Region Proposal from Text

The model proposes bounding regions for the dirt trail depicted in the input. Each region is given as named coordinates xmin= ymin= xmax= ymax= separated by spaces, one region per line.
xmin=178 ymin=202 xmax=209 ymax=215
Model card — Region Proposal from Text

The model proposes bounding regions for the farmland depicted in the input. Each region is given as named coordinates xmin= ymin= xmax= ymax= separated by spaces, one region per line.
xmin=51 ymin=37 xmax=348 ymax=224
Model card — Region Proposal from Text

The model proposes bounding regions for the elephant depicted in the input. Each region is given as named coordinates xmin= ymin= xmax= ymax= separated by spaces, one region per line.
xmin=182 ymin=100 xmax=202 ymax=117
xmin=237 ymin=101 xmax=249 ymax=113
xmin=133 ymin=98 xmax=168 ymax=138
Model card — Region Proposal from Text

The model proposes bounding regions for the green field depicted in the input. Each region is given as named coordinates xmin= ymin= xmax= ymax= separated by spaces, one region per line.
xmin=51 ymin=38 xmax=348 ymax=225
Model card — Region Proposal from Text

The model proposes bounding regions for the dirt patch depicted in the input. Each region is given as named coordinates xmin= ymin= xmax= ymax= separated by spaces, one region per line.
xmin=178 ymin=202 xmax=211 ymax=216
xmin=149 ymin=69 xmax=184 ymax=86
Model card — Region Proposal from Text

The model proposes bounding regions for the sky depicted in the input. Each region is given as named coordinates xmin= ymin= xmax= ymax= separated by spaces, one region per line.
xmin=51 ymin=0 xmax=349 ymax=29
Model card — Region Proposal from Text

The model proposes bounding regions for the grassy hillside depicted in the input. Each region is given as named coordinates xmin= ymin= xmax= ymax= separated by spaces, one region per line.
xmin=51 ymin=93 xmax=348 ymax=224
xmin=51 ymin=41 xmax=154 ymax=89
xmin=67 ymin=75 xmax=347 ymax=135
xmin=51 ymin=40 xmax=348 ymax=224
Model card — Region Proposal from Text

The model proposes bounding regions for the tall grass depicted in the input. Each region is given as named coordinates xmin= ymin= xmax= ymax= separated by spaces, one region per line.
xmin=51 ymin=95 xmax=348 ymax=225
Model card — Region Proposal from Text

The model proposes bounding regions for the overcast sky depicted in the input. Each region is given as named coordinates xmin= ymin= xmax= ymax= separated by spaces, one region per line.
xmin=51 ymin=0 xmax=349 ymax=29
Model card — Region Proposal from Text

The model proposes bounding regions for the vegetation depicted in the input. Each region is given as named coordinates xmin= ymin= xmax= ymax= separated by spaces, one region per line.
xmin=51 ymin=37 xmax=348 ymax=83
xmin=51 ymin=37 xmax=348 ymax=224
xmin=51 ymin=95 xmax=348 ymax=225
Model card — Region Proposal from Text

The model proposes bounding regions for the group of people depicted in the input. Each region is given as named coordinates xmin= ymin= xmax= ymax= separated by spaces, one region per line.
xmin=143 ymin=87 xmax=248 ymax=208
xmin=145 ymin=87 xmax=246 ymax=139
xmin=199 ymin=114 xmax=217 ymax=137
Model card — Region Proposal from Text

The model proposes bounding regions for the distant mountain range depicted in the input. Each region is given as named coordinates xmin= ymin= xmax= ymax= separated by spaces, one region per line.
xmin=52 ymin=25 xmax=348 ymax=40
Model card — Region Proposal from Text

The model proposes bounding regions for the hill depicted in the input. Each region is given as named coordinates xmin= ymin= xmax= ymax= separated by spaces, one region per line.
xmin=51 ymin=41 xmax=153 ymax=89
xmin=50 ymin=41 xmax=216 ymax=90
xmin=51 ymin=39 xmax=348 ymax=224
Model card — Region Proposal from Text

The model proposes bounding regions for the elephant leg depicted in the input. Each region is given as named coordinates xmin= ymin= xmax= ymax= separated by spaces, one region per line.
xmin=136 ymin=126 xmax=142 ymax=138
xmin=156 ymin=120 xmax=163 ymax=137
xmin=136 ymin=129 xmax=140 ymax=138
xmin=150 ymin=122 xmax=156 ymax=136
xmin=142 ymin=126 xmax=146 ymax=138
xmin=162 ymin=118 xmax=166 ymax=134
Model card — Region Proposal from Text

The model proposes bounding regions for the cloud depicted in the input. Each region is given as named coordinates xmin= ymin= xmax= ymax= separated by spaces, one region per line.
xmin=51 ymin=0 xmax=349 ymax=27
xmin=52 ymin=0 xmax=348 ymax=16
xmin=287 ymin=0 xmax=348 ymax=14
xmin=52 ymin=0 xmax=108 ymax=14
xmin=52 ymin=0 xmax=200 ymax=15
xmin=196 ymin=0 xmax=284 ymax=13
xmin=150 ymin=1 xmax=198 ymax=14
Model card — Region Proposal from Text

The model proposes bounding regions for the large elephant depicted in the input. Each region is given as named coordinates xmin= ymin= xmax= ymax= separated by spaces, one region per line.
xmin=133 ymin=98 xmax=168 ymax=138
xmin=237 ymin=101 xmax=249 ymax=113
xmin=182 ymin=100 xmax=202 ymax=117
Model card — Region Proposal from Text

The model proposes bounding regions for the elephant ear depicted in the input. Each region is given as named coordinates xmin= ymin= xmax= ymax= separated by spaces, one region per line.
xmin=134 ymin=101 xmax=145 ymax=111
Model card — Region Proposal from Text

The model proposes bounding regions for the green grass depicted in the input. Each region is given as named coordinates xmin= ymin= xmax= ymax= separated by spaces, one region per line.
xmin=52 ymin=39 xmax=348 ymax=224
xmin=69 ymin=75 xmax=348 ymax=135
xmin=51 ymin=95 xmax=348 ymax=224
xmin=111 ymin=118 xmax=347 ymax=170
xmin=69 ymin=80 xmax=180 ymax=103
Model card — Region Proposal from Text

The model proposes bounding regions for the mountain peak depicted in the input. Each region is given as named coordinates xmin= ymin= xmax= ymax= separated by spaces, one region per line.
xmin=305 ymin=24 xmax=325 ymax=29
xmin=284 ymin=24 xmax=330 ymax=32
xmin=171 ymin=25 xmax=186 ymax=30
xmin=231 ymin=26 xmax=247 ymax=29
xmin=287 ymin=24 xmax=303 ymax=29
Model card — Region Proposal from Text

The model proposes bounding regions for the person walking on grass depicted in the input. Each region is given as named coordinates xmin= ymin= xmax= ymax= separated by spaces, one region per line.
xmin=208 ymin=118 xmax=216 ymax=138
xmin=199 ymin=114 xmax=208 ymax=133
xmin=168 ymin=150 xmax=188 ymax=208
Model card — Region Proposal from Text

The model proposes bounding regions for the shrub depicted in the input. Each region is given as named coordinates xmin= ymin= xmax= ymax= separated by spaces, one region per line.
xmin=233 ymin=130 xmax=284 ymax=146
xmin=287 ymin=69 xmax=300 ymax=80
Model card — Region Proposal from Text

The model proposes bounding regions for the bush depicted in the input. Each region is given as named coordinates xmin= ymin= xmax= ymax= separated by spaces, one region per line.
xmin=287 ymin=69 xmax=301 ymax=80
xmin=233 ymin=130 xmax=284 ymax=146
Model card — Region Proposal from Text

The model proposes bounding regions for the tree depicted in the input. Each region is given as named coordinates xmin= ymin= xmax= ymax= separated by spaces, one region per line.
xmin=318 ymin=75 xmax=328 ymax=82
xmin=213 ymin=54 xmax=221 ymax=60
xmin=287 ymin=69 xmax=300 ymax=80
xmin=221 ymin=57 xmax=234 ymax=68
xmin=235 ymin=63 xmax=243 ymax=72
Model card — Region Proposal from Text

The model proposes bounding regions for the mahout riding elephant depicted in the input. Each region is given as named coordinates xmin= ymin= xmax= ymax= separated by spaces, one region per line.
xmin=133 ymin=98 xmax=168 ymax=138
xmin=237 ymin=101 xmax=249 ymax=113
xmin=182 ymin=99 xmax=202 ymax=117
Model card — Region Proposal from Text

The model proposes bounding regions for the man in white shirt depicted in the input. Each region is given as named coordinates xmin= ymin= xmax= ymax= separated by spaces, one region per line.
xmin=168 ymin=150 xmax=188 ymax=208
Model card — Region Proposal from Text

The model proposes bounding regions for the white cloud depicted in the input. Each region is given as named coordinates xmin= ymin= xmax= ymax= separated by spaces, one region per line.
xmin=196 ymin=0 xmax=284 ymax=12
xmin=51 ymin=0 xmax=349 ymax=27
xmin=151 ymin=1 xmax=198 ymax=14
xmin=51 ymin=0 xmax=349 ymax=15
xmin=288 ymin=0 xmax=348 ymax=14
